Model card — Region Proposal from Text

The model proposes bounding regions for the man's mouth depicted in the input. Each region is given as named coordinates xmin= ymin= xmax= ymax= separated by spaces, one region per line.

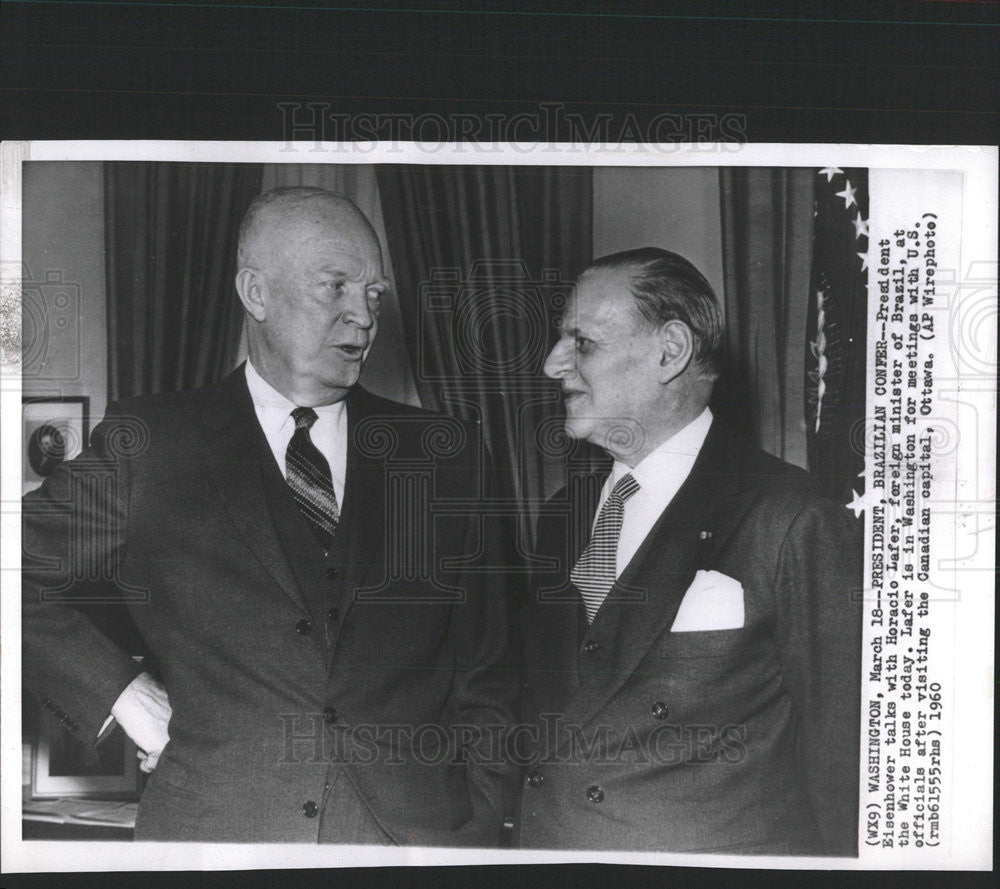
xmin=563 ymin=390 xmax=585 ymax=404
xmin=334 ymin=344 xmax=366 ymax=360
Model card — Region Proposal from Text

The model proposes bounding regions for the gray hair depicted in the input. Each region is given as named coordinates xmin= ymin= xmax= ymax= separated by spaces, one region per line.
xmin=586 ymin=247 xmax=723 ymax=377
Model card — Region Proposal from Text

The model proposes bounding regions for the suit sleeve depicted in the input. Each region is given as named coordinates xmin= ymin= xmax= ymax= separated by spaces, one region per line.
xmin=774 ymin=497 xmax=863 ymax=856
xmin=22 ymin=407 xmax=145 ymax=742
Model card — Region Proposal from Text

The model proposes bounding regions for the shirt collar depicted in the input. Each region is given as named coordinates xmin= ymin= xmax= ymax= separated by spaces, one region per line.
xmin=609 ymin=407 xmax=713 ymax=494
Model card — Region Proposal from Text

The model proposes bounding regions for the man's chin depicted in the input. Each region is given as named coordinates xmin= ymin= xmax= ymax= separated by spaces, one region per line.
xmin=321 ymin=361 xmax=362 ymax=387
xmin=562 ymin=415 xmax=590 ymax=443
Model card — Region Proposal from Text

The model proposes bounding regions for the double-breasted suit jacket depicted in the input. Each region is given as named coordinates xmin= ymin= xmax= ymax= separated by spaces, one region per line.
xmin=23 ymin=367 xmax=516 ymax=844
xmin=517 ymin=419 xmax=862 ymax=855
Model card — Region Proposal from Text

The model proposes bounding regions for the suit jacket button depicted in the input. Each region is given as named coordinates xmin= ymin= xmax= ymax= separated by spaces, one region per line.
xmin=326 ymin=607 xmax=339 ymax=621
xmin=326 ymin=567 xmax=339 ymax=579
xmin=651 ymin=701 xmax=670 ymax=720
xmin=583 ymin=640 xmax=600 ymax=653
xmin=302 ymin=800 xmax=319 ymax=818
xmin=586 ymin=785 xmax=604 ymax=803
xmin=526 ymin=771 xmax=544 ymax=788
xmin=296 ymin=619 xmax=313 ymax=635
xmin=323 ymin=707 xmax=337 ymax=723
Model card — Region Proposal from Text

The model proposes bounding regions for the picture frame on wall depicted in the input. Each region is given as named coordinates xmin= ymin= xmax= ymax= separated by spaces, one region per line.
xmin=22 ymin=396 xmax=89 ymax=495
xmin=30 ymin=703 xmax=142 ymax=800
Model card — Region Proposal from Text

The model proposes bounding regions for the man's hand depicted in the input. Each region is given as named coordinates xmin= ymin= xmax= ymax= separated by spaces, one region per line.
xmin=110 ymin=672 xmax=171 ymax=773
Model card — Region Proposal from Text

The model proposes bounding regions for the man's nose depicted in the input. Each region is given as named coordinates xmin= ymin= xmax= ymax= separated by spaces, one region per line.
xmin=341 ymin=286 xmax=376 ymax=329
xmin=543 ymin=338 xmax=574 ymax=379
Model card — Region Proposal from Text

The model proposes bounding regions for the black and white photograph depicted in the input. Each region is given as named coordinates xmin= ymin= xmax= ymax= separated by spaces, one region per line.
xmin=30 ymin=704 xmax=141 ymax=801
xmin=2 ymin=141 xmax=993 ymax=877
xmin=21 ymin=396 xmax=90 ymax=495
xmin=2 ymin=2 xmax=997 ymax=885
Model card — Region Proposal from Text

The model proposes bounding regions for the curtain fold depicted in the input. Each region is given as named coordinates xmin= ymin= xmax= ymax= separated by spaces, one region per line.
xmin=104 ymin=162 xmax=264 ymax=400
xmin=377 ymin=165 xmax=593 ymax=537
xmin=718 ymin=167 xmax=814 ymax=468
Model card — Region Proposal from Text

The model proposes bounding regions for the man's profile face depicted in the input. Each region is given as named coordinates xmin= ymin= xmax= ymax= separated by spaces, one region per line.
xmin=543 ymin=267 xmax=664 ymax=460
xmin=254 ymin=200 xmax=388 ymax=403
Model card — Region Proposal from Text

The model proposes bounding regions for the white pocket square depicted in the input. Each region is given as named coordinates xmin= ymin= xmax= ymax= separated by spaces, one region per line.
xmin=669 ymin=570 xmax=745 ymax=632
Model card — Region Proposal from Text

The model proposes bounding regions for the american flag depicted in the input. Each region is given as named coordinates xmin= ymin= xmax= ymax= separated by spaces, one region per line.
xmin=805 ymin=167 xmax=869 ymax=508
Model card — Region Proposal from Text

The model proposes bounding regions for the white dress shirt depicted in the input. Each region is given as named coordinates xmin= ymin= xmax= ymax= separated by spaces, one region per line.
xmin=595 ymin=407 xmax=713 ymax=576
xmin=245 ymin=361 xmax=348 ymax=508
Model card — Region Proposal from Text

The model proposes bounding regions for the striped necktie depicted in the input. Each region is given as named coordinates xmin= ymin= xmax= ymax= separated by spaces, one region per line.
xmin=286 ymin=407 xmax=340 ymax=553
xmin=570 ymin=473 xmax=640 ymax=623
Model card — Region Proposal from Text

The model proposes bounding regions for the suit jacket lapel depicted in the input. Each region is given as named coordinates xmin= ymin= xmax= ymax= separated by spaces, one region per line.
xmin=334 ymin=388 xmax=387 ymax=616
xmin=524 ymin=488 xmax=594 ymax=718
xmin=202 ymin=367 xmax=311 ymax=617
xmin=552 ymin=419 xmax=751 ymax=749
xmin=258 ymin=441 xmax=331 ymax=621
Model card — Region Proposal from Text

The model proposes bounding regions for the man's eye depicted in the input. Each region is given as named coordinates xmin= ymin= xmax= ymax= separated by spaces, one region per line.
xmin=575 ymin=337 xmax=594 ymax=354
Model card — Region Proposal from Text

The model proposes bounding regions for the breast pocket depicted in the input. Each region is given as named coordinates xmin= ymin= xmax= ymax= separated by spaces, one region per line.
xmin=649 ymin=627 xmax=771 ymax=691
xmin=656 ymin=627 xmax=745 ymax=659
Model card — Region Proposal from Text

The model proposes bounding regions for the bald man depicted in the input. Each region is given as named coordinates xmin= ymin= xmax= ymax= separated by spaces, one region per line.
xmin=22 ymin=188 xmax=516 ymax=844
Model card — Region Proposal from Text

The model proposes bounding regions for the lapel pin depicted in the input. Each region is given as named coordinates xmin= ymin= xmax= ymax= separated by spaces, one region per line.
xmin=698 ymin=530 xmax=713 ymax=540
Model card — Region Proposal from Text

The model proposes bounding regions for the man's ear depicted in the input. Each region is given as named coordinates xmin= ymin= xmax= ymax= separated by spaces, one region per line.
xmin=656 ymin=320 xmax=695 ymax=384
xmin=235 ymin=267 xmax=267 ymax=322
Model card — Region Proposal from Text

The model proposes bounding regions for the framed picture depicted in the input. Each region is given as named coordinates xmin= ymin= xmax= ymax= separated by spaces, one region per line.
xmin=30 ymin=704 xmax=142 ymax=800
xmin=22 ymin=396 xmax=89 ymax=495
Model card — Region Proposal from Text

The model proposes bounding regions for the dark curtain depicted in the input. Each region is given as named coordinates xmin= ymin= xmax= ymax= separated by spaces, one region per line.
xmin=91 ymin=162 xmax=263 ymax=661
xmin=718 ymin=166 xmax=868 ymax=502
xmin=805 ymin=168 xmax=869 ymax=503
xmin=104 ymin=162 xmax=264 ymax=400
xmin=377 ymin=165 xmax=593 ymax=541
xmin=718 ymin=167 xmax=814 ymax=469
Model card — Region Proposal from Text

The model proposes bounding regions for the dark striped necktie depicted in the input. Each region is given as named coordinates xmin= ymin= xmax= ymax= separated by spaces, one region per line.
xmin=286 ymin=407 xmax=340 ymax=553
xmin=570 ymin=473 xmax=640 ymax=623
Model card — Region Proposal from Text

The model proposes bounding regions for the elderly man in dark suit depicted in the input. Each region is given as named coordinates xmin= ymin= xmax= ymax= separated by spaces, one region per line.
xmin=517 ymin=248 xmax=861 ymax=855
xmin=22 ymin=187 xmax=515 ymax=844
